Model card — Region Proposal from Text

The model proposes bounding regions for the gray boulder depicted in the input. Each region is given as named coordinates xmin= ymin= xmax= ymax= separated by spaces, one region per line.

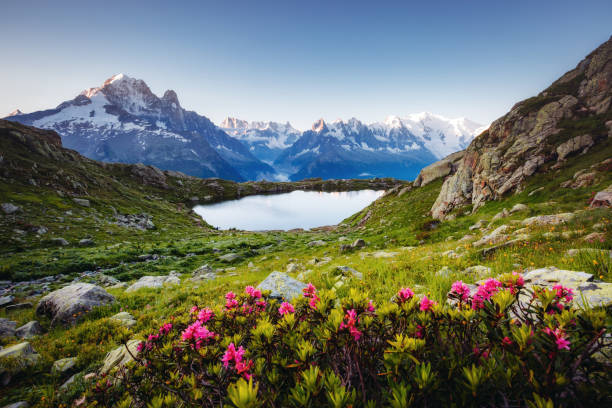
xmin=126 ymin=274 xmax=180 ymax=292
xmin=473 ymin=225 xmax=511 ymax=247
xmin=1 ymin=203 xmax=20 ymax=215
xmin=2 ymin=402 xmax=29 ymax=408
xmin=78 ymin=238 xmax=95 ymax=246
xmin=99 ymin=339 xmax=141 ymax=375
xmin=521 ymin=213 xmax=574 ymax=226
xmin=15 ymin=321 xmax=44 ymax=339
xmin=337 ymin=266 xmax=363 ymax=280
xmin=463 ymin=265 xmax=491 ymax=279
xmin=0 ymin=318 xmax=17 ymax=339
xmin=110 ymin=312 xmax=137 ymax=328
xmin=590 ymin=184 xmax=612 ymax=208
xmin=72 ymin=198 xmax=90 ymax=207
xmin=523 ymin=267 xmax=593 ymax=286
xmin=509 ymin=203 xmax=529 ymax=213
xmin=52 ymin=357 xmax=77 ymax=374
xmin=50 ymin=237 xmax=69 ymax=246
xmin=0 ymin=295 xmax=14 ymax=308
xmin=218 ymin=253 xmax=241 ymax=262
xmin=0 ymin=342 xmax=41 ymax=385
xmin=307 ymin=240 xmax=326 ymax=247
xmin=556 ymin=134 xmax=594 ymax=161
xmin=36 ymin=283 xmax=115 ymax=326
xmin=257 ymin=272 xmax=307 ymax=300
xmin=414 ymin=150 xmax=465 ymax=187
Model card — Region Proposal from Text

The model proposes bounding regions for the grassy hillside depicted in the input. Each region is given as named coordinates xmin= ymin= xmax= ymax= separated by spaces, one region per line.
xmin=0 ymin=121 xmax=611 ymax=406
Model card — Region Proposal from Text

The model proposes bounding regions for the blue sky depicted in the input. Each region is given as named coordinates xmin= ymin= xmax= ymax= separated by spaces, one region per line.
xmin=1 ymin=0 xmax=611 ymax=129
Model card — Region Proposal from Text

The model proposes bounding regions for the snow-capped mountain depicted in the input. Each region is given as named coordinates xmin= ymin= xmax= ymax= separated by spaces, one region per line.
xmin=220 ymin=118 xmax=301 ymax=163
xmin=5 ymin=74 xmax=274 ymax=181
xmin=5 ymin=109 xmax=23 ymax=117
xmin=275 ymin=114 xmax=486 ymax=181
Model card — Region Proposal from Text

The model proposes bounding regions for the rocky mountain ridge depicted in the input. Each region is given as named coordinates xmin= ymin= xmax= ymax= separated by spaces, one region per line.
xmin=427 ymin=35 xmax=612 ymax=219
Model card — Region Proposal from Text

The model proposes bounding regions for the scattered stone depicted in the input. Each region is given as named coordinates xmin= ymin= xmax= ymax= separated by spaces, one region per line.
xmin=99 ymin=339 xmax=141 ymax=375
xmin=435 ymin=266 xmax=454 ymax=277
xmin=15 ymin=321 xmax=44 ymax=339
xmin=115 ymin=213 xmax=155 ymax=230
xmin=126 ymin=274 xmax=180 ymax=292
xmin=307 ymin=240 xmax=326 ymax=247
xmin=0 ymin=318 xmax=17 ymax=339
xmin=257 ymin=272 xmax=307 ymax=300
xmin=414 ymin=150 xmax=464 ymax=187
xmin=473 ymin=225 xmax=511 ymax=247
xmin=0 ymin=342 xmax=41 ymax=385
xmin=50 ymin=237 xmax=69 ymax=246
xmin=96 ymin=274 xmax=120 ymax=287
xmin=308 ymin=257 xmax=332 ymax=266
xmin=469 ymin=220 xmax=486 ymax=231
xmin=72 ymin=198 xmax=90 ymax=207
xmin=459 ymin=234 xmax=475 ymax=242
xmin=351 ymin=238 xmax=366 ymax=249
xmin=509 ymin=203 xmax=529 ymax=213
xmin=583 ymin=232 xmax=606 ymax=243
xmin=286 ymin=263 xmax=300 ymax=273
xmin=491 ymin=208 xmax=509 ymax=222
xmin=442 ymin=250 xmax=463 ymax=259
xmin=590 ymin=184 xmax=612 ymax=208
xmin=0 ymin=295 xmax=14 ymax=308
xmin=78 ymin=238 xmax=95 ymax=247
xmin=218 ymin=253 xmax=241 ymax=262
xmin=398 ymin=186 xmax=412 ymax=197
xmin=566 ymin=248 xmax=612 ymax=258
xmin=463 ymin=265 xmax=491 ymax=279
xmin=336 ymin=266 xmax=363 ymax=280
xmin=5 ymin=303 xmax=32 ymax=312
xmin=53 ymin=357 xmax=77 ymax=374
xmin=110 ymin=312 xmax=137 ymax=328
xmin=528 ymin=187 xmax=544 ymax=196
xmin=36 ymin=283 xmax=115 ymax=326
xmin=521 ymin=213 xmax=574 ymax=226
xmin=1 ymin=203 xmax=20 ymax=215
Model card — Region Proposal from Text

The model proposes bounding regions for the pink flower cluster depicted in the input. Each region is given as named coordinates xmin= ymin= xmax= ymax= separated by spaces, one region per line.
xmin=137 ymin=322 xmax=174 ymax=352
xmin=419 ymin=295 xmax=437 ymax=312
xmin=279 ymin=302 xmax=295 ymax=315
xmin=396 ymin=287 xmax=415 ymax=304
xmin=222 ymin=343 xmax=254 ymax=380
xmin=197 ymin=307 xmax=214 ymax=323
xmin=303 ymin=283 xmax=320 ymax=309
xmin=339 ymin=309 xmax=362 ymax=341
xmin=181 ymin=320 xmax=217 ymax=349
xmin=225 ymin=291 xmax=239 ymax=310
xmin=544 ymin=327 xmax=571 ymax=350
xmin=552 ymin=284 xmax=574 ymax=304
xmin=245 ymin=286 xmax=262 ymax=299
xmin=450 ymin=281 xmax=471 ymax=301
xmin=367 ymin=300 xmax=375 ymax=313
xmin=472 ymin=278 xmax=502 ymax=310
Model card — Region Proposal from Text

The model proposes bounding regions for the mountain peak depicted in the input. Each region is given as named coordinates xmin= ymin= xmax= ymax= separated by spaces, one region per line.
xmin=103 ymin=73 xmax=127 ymax=86
xmin=5 ymin=109 xmax=23 ymax=117
xmin=221 ymin=117 xmax=249 ymax=129
xmin=312 ymin=118 xmax=327 ymax=132
xmin=162 ymin=90 xmax=181 ymax=108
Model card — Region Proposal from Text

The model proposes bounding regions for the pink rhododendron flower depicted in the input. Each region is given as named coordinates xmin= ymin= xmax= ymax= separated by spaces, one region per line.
xmin=197 ymin=307 xmax=214 ymax=323
xmin=159 ymin=323 xmax=172 ymax=335
xmin=451 ymin=281 xmax=471 ymax=301
xmin=245 ymin=286 xmax=262 ymax=299
xmin=367 ymin=300 xmax=375 ymax=312
xmin=339 ymin=309 xmax=362 ymax=341
xmin=190 ymin=306 xmax=199 ymax=314
xmin=397 ymin=287 xmax=414 ymax=303
xmin=222 ymin=343 xmax=253 ymax=379
xmin=544 ymin=327 xmax=571 ymax=351
xmin=181 ymin=321 xmax=216 ymax=346
xmin=279 ymin=302 xmax=295 ymax=315
xmin=552 ymin=284 xmax=574 ymax=303
xmin=419 ymin=295 xmax=436 ymax=311
xmin=472 ymin=279 xmax=502 ymax=310
xmin=303 ymin=283 xmax=320 ymax=309
xmin=502 ymin=336 xmax=513 ymax=346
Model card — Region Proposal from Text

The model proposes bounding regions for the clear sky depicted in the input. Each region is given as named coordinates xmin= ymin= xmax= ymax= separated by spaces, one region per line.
xmin=1 ymin=0 xmax=611 ymax=130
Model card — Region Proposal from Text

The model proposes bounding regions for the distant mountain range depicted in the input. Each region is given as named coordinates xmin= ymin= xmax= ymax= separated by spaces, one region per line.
xmin=5 ymin=75 xmax=486 ymax=181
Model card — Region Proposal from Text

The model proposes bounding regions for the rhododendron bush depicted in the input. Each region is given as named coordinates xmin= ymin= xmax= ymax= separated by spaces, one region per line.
xmin=91 ymin=273 xmax=611 ymax=407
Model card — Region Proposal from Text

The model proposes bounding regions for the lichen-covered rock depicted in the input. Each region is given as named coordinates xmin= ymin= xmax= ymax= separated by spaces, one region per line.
xmin=15 ymin=321 xmax=43 ymax=339
xmin=36 ymin=283 xmax=115 ymax=326
xmin=52 ymin=357 xmax=77 ymax=373
xmin=99 ymin=339 xmax=141 ymax=375
xmin=0 ymin=318 xmax=16 ymax=339
xmin=473 ymin=225 xmax=511 ymax=247
xmin=556 ymin=134 xmax=594 ymax=160
xmin=257 ymin=272 xmax=307 ymax=300
xmin=590 ymin=184 xmax=612 ymax=208
xmin=336 ymin=266 xmax=363 ymax=280
xmin=218 ymin=253 xmax=241 ymax=262
xmin=522 ymin=267 xmax=593 ymax=285
xmin=126 ymin=274 xmax=180 ymax=292
xmin=521 ymin=213 xmax=574 ymax=226
xmin=307 ymin=240 xmax=326 ymax=247
xmin=72 ymin=198 xmax=90 ymax=207
xmin=0 ymin=342 xmax=41 ymax=385
xmin=1 ymin=203 xmax=21 ymax=214
xmin=509 ymin=203 xmax=529 ymax=213
xmin=414 ymin=150 xmax=465 ymax=187
xmin=110 ymin=312 xmax=137 ymax=328
xmin=463 ymin=265 xmax=492 ymax=279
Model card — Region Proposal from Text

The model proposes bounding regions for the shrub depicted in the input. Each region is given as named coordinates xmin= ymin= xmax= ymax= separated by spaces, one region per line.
xmin=89 ymin=276 xmax=611 ymax=407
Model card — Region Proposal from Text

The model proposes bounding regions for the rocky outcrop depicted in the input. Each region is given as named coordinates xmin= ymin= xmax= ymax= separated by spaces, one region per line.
xmin=414 ymin=150 xmax=465 ymax=187
xmin=431 ymin=36 xmax=612 ymax=219
xmin=15 ymin=321 xmax=43 ymax=339
xmin=99 ymin=339 xmax=141 ymax=375
xmin=0 ymin=318 xmax=16 ymax=339
xmin=0 ymin=342 xmax=41 ymax=385
xmin=36 ymin=283 xmax=115 ymax=326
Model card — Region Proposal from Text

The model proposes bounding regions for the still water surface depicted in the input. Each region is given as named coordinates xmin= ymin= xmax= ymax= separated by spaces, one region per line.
xmin=193 ymin=190 xmax=384 ymax=231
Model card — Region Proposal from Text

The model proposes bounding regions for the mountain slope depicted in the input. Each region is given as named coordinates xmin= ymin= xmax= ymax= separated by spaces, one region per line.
xmin=5 ymin=74 xmax=275 ymax=181
xmin=429 ymin=35 xmax=612 ymax=219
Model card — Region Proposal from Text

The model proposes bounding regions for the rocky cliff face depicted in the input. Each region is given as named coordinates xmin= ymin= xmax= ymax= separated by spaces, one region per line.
xmin=431 ymin=36 xmax=612 ymax=219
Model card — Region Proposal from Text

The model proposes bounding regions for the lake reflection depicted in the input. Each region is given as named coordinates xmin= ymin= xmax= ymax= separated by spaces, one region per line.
xmin=193 ymin=190 xmax=384 ymax=231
